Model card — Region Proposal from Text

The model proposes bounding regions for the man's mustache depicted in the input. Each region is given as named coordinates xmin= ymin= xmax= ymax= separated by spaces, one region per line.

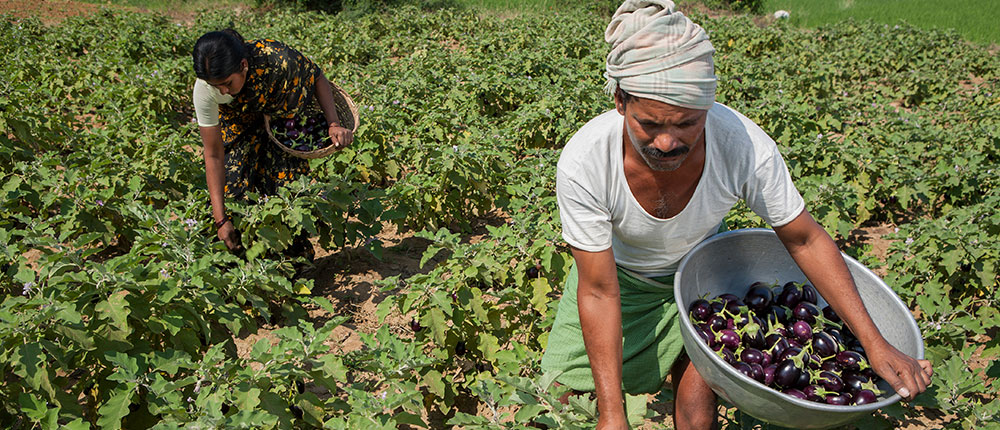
xmin=642 ymin=145 xmax=689 ymax=159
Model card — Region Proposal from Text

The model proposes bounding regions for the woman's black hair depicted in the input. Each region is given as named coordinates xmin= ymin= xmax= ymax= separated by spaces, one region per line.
xmin=192 ymin=29 xmax=249 ymax=81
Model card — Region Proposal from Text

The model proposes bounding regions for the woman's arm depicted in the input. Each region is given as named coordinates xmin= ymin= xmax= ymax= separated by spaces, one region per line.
xmin=573 ymin=246 xmax=629 ymax=430
xmin=199 ymin=125 xmax=240 ymax=251
xmin=774 ymin=210 xmax=932 ymax=400
xmin=314 ymin=75 xmax=353 ymax=149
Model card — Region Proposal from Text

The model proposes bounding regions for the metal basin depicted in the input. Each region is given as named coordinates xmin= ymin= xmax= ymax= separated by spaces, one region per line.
xmin=673 ymin=228 xmax=924 ymax=429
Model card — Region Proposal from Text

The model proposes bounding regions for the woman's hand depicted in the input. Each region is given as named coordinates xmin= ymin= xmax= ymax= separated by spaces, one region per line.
xmin=217 ymin=220 xmax=242 ymax=252
xmin=328 ymin=124 xmax=353 ymax=149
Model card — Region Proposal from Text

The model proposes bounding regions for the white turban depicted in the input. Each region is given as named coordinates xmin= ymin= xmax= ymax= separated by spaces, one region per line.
xmin=604 ymin=0 xmax=717 ymax=110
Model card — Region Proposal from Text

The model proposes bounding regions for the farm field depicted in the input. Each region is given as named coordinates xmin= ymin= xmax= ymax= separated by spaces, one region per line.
xmin=761 ymin=0 xmax=1000 ymax=46
xmin=1 ymin=2 xmax=998 ymax=430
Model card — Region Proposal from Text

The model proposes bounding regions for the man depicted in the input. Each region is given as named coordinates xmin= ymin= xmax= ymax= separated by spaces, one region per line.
xmin=540 ymin=1 xmax=934 ymax=429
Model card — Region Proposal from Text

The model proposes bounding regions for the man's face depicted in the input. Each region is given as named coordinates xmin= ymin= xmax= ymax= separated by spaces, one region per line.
xmin=615 ymin=92 xmax=708 ymax=172
xmin=206 ymin=59 xmax=248 ymax=96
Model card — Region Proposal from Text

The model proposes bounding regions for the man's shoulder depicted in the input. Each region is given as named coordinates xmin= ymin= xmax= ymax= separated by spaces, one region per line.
xmin=707 ymin=103 xmax=778 ymax=159
xmin=557 ymin=109 xmax=622 ymax=174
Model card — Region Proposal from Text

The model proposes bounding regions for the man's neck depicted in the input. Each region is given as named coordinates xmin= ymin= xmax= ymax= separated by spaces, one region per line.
xmin=622 ymin=132 xmax=707 ymax=219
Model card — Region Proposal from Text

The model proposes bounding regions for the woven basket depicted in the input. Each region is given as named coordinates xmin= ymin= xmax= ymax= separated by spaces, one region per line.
xmin=264 ymin=82 xmax=359 ymax=160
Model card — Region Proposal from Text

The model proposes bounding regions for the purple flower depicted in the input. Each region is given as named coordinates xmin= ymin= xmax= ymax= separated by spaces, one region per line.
xmin=184 ymin=218 xmax=196 ymax=228
xmin=393 ymin=100 xmax=400 ymax=105
xmin=160 ymin=268 xmax=170 ymax=278
xmin=368 ymin=105 xmax=374 ymax=111
xmin=22 ymin=282 xmax=35 ymax=296
xmin=96 ymin=200 xmax=104 ymax=207
xmin=905 ymin=237 xmax=914 ymax=245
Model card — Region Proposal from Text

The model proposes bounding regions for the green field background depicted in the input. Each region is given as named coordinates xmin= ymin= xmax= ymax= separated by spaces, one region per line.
xmin=762 ymin=0 xmax=999 ymax=46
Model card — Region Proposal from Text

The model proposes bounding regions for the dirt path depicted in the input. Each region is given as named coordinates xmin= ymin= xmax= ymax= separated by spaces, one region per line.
xmin=0 ymin=0 xmax=98 ymax=25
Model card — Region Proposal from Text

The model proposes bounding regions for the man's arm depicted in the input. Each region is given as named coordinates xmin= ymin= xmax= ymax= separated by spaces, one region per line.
xmin=773 ymin=210 xmax=933 ymax=400
xmin=572 ymin=246 xmax=628 ymax=429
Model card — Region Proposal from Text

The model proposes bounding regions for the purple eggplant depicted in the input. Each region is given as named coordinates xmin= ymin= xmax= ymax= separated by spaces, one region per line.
xmin=782 ymin=388 xmax=808 ymax=400
xmin=749 ymin=363 xmax=765 ymax=383
xmin=801 ymin=283 xmax=819 ymax=304
xmin=811 ymin=331 xmax=840 ymax=357
xmin=734 ymin=361 xmax=754 ymax=379
xmin=763 ymin=363 xmax=777 ymax=386
xmin=792 ymin=302 xmax=820 ymax=324
xmin=821 ymin=359 xmax=842 ymax=373
xmin=741 ymin=348 xmax=765 ymax=365
xmin=777 ymin=282 xmax=802 ymax=308
xmin=744 ymin=282 xmax=774 ymax=312
xmin=802 ymin=384 xmax=823 ymax=402
xmin=818 ymin=371 xmax=845 ymax=392
xmin=695 ymin=325 xmax=712 ymax=345
xmin=774 ymin=360 xmax=802 ymax=388
xmin=690 ymin=299 xmax=712 ymax=322
xmin=853 ymin=389 xmax=877 ymax=405
xmin=836 ymin=351 xmax=866 ymax=372
xmin=708 ymin=315 xmax=727 ymax=332
xmin=719 ymin=329 xmax=741 ymax=350
xmin=822 ymin=305 xmax=841 ymax=323
xmin=842 ymin=372 xmax=868 ymax=395
xmin=825 ymin=392 xmax=853 ymax=405
xmin=792 ymin=320 xmax=813 ymax=343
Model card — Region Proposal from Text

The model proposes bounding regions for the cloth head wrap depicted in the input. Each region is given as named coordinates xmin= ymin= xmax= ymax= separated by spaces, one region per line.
xmin=604 ymin=0 xmax=717 ymax=110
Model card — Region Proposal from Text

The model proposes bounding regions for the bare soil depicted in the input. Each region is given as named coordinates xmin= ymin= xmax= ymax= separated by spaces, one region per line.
xmin=0 ymin=0 xmax=99 ymax=25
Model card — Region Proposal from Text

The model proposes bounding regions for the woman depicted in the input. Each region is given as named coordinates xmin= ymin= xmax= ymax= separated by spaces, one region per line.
xmin=191 ymin=29 xmax=353 ymax=253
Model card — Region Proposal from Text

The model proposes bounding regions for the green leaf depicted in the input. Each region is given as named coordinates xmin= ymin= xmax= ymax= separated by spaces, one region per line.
xmin=531 ymin=277 xmax=551 ymax=314
xmin=97 ymin=385 xmax=136 ymax=430
xmin=13 ymin=343 xmax=56 ymax=399
xmin=393 ymin=412 xmax=426 ymax=427
xmin=95 ymin=293 xmax=132 ymax=337
xmin=477 ymin=332 xmax=500 ymax=361
xmin=18 ymin=393 xmax=48 ymax=421
xmin=63 ymin=419 xmax=91 ymax=430
xmin=625 ymin=393 xmax=647 ymax=426
xmin=422 ymin=369 xmax=446 ymax=398
xmin=513 ymin=403 xmax=547 ymax=422
xmin=428 ymin=306 xmax=448 ymax=345
xmin=234 ymin=387 xmax=262 ymax=411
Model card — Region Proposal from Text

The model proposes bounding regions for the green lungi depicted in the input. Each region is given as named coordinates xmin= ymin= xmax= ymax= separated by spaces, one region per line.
xmin=540 ymin=265 xmax=684 ymax=395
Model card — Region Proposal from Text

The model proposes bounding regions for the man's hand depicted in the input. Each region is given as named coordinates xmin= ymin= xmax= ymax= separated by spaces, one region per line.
xmin=865 ymin=341 xmax=933 ymax=401
xmin=328 ymin=124 xmax=353 ymax=149
xmin=217 ymin=220 xmax=242 ymax=252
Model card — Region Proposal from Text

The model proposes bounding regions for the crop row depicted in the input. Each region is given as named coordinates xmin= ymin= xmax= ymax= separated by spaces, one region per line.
xmin=0 ymin=5 xmax=997 ymax=429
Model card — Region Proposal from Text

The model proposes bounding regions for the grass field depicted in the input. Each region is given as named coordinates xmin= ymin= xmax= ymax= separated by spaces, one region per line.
xmin=763 ymin=0 xmax=999 ymax=46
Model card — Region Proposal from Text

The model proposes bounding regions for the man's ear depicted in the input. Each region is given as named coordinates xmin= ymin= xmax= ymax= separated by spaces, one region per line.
xmin=614 ymin=89 xmax=626 ymax=115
